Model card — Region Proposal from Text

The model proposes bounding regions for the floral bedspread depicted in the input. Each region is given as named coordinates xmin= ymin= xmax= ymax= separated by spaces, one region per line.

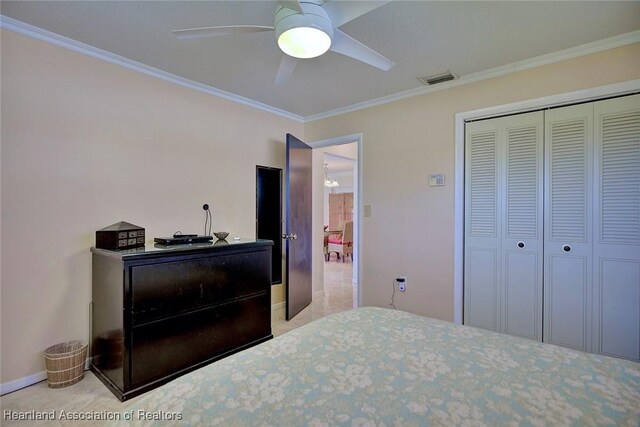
xmin=115 ymin=307 xmax=640 ymax=426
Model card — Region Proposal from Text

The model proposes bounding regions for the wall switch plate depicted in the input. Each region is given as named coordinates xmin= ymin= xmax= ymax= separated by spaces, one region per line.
xmin=429 ymin=174 xmax=445 ymax=186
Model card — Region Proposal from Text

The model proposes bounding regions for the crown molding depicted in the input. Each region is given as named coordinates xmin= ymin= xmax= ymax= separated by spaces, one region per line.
xmin=2 ymin=14 xmax=638 ymax=124
xmin=304 ymin=30 xmax=640 ymax=122
xmin=0 ymin=15 xmax=304 ymax=123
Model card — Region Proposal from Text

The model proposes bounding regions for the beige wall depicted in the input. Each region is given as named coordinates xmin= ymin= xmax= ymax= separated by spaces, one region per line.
xmin=305 ymin=43 xmax=640 ymax=322
xmin=0 ymin=30 xmax=302 ymax=384
xmin=2 ymin=26 xmax=639 ymax=386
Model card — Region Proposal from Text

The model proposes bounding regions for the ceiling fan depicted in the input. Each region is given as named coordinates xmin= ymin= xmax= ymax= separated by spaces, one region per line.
xmin=172 ymin=0 xmax=396 ymax=84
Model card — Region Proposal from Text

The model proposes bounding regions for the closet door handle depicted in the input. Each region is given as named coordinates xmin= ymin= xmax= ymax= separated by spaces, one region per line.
xmin=562 ymin=245 xmax=572 ymax=253
xmin=517 ymin=241 xmax=525 ymax=249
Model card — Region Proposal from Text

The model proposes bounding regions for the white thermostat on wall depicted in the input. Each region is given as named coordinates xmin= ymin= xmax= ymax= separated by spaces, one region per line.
xmin=429 ymin=174 xmax=445 ymax=187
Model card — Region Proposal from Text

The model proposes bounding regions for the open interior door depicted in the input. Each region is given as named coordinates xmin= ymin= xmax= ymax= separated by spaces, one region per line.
xmin=285 ymin=133 xmax=312 ymax=320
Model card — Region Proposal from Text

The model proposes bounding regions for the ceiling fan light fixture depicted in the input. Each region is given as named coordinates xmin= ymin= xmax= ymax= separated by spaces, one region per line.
xmin=275 ymin=2 xmax=333 ymax=59
xmin=278 ymin=27 xmax=331 ymax=59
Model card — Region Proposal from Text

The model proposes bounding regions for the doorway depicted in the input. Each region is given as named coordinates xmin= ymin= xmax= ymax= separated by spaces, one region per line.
xmin=309 ymin=133 xmax=362 ymax=309
xmin=323 ymin=151 xmax=357 ymax=307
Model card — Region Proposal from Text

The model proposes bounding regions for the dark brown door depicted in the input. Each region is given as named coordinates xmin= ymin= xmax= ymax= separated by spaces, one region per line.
xmin=285 ymin=134 xmax=312 ymax=320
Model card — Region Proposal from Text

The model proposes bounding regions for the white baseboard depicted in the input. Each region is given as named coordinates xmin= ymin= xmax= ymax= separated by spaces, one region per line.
xmin=1 ymin=360 xmax=92 ymax=396
xmin=314 ymin=290 xmax=325 ymax=299
xmin=0 ymin=370 xmax=47 ymax=395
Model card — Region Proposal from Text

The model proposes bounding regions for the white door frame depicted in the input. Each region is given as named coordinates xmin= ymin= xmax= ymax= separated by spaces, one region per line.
xmin=309 ymin=133 xmax=363 ymax=307
xmin=453 ymin=79 xmax=640 ymax=324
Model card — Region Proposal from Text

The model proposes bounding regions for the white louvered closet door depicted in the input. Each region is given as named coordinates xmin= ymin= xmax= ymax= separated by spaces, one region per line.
xmin=464 ymin=111 xmax=543 ymax=338
xmin=592 ymin=94 xmax=640 ymax=361
xmin=543 ymin=104 xmax=594 ymax=352
xmin=501 ymin=112 xmax=544 ymax=340
xmin=464 ymin=119 xmax=501 ymax=332
xmin=465 ymin=94 xmax=639 ymax=360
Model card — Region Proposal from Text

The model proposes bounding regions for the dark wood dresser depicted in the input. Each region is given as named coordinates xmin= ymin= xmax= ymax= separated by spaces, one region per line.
xmin=90 ymin=239 xmax=273 ymax=401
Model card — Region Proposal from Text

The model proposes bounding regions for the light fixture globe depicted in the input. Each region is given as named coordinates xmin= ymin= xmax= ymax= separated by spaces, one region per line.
xmin=323 ymin=163 xmax=339 ymax=188
xmin=278 ymin=27 xmax=331 ymax=59
xmin=275 ymin=2 xmax=333 ymax=59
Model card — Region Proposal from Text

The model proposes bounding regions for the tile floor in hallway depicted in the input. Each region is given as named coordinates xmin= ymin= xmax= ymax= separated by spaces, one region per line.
xmin=273 ymin=257 xmax=357 ymax=336
xmin=0 ymin=260 xmax=355 ymax=426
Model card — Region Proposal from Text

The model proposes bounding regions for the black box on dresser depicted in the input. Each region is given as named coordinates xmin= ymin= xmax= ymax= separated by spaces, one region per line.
xmin=90 ymin=239 xmax=273 ymax=401
xmin=95 ymin=221 xmax=145 ymax=250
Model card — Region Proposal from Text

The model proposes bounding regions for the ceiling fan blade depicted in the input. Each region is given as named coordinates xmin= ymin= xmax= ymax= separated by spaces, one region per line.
xmin=279 ymin=0 xmax=303 ymax=14
xmin=329 ymin=29 xmax=395 ymax=71
xmin=172 ymin=25 xmax=274 ymax=40
xmin=275 ymin=54 xmax=298 ymax=85
xmin=322 ymin=0 xmax=391 ymax=28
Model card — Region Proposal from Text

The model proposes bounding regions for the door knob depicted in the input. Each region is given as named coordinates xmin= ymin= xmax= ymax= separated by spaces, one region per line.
xmin=517 ymin=241 xmax=525 ymax=249
xmin=562 ymin=245 xmax=572 ymax=252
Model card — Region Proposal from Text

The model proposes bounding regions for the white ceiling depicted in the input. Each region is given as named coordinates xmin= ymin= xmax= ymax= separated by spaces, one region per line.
xmin=2 ymin=1 xmax=639 ymax=118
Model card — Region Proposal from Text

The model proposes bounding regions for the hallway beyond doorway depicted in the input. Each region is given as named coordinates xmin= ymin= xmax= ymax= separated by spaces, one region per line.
xmin=272 ymin=261 xmax=355 ymax=336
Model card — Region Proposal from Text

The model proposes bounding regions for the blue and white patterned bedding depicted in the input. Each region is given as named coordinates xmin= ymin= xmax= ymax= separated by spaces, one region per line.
xmin=117 ymin=307 xmax=640 ymax=426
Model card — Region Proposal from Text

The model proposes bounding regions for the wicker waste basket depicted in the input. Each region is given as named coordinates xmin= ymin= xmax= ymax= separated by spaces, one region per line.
xmin=44 ymin=340 xmax=88 ymax=388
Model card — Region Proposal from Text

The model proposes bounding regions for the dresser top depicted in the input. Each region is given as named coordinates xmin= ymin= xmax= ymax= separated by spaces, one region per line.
xmin=91 ymin=238 xmax=273 ymax=260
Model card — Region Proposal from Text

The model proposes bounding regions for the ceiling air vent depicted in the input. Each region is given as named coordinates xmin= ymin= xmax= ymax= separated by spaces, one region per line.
xmin=418 ymin=71 xmax=456 ymax=86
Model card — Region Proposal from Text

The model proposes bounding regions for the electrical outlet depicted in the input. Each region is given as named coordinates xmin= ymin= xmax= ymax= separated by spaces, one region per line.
xmin=396 ymin=276 xmax=407 ymax=292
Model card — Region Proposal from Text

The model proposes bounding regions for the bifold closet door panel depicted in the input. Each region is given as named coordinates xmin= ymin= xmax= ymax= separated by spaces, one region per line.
xmin=464 ymin=111 xmax=543 ymax=337
xmin=544 ymin=103 xmax=594 ymax=352
xmin=464 ymin=119 xmax=501 ymax=331
xmin=500 ymin=112 xmax=544 ymax=341
xmin=593 ymin=94 xmax=640 ymax=362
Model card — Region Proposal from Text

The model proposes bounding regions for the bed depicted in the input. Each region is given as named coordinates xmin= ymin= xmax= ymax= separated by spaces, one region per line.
xmin=115 ymin=307 xmax=640 ymax=426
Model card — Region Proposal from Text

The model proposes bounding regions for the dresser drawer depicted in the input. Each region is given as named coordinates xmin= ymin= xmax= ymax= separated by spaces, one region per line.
xmin=130 ymin=250 xmax=270 ymax=323
xmin=130 ymin=293 xmax=271 ymax=388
